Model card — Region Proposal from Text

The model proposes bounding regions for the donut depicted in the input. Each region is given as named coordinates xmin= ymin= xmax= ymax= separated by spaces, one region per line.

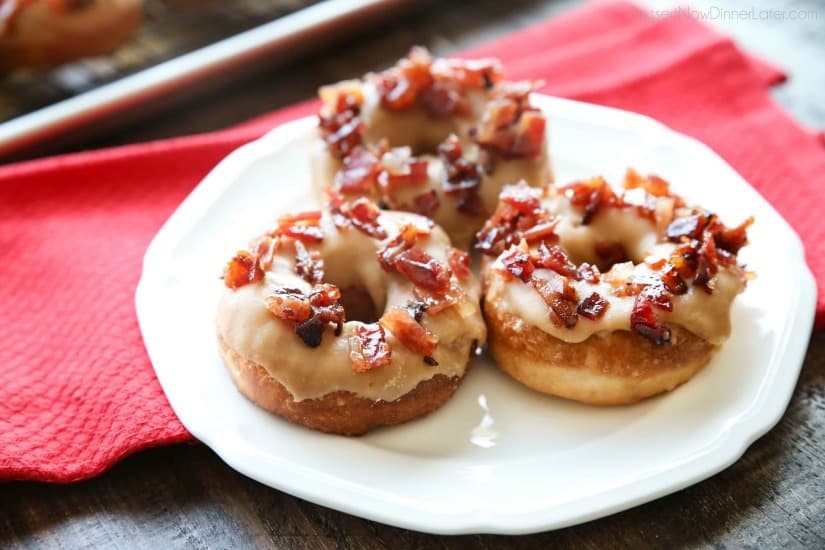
xmin=217 ymin=198 xmax=486 ymax=434
xmin=0 ymin=0 xmax=142 ymax=69
xmin=311 ymin=47 xmax=551 ymax=248
xmin=477 ymin=170 xmax=752 ymax=405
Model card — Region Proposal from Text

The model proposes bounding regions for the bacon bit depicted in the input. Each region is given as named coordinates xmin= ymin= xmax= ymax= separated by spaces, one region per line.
xmin=334 ymin=146 xmax=380 ymax=194
xmin=380 ymin=308 xmax=438 ymax=356
xmin=560 ymin=177 xmax=618 ymax=225
xmin=421 ymin=83 xmax=468 ymax=118
xmin=251 ymin=235 xmax=281 ymax=271
xmin=666 ymin=213 xmax=708 ymax=241
xmin=349 ymin=323 xmax=392 ymax=372
xmin=500 ymin=245 xmax=534 ymax=282
xmin=412 ymin=285 xmax=462 ymax=316
xmin=394 ymin=246 xmax=452 ymax=293
xmin=438 ymin=135 xmax=484 ymax=216
xmin=430 ymin=56 xmax=503 ymax=89
xmin=278 ymin=210 xmax=323 ymax=224
xmin=624 ymin=168 xmax=672 ymax=197
xmin=520 ymin=220 xmax=559 ymax=244
xmin=713 ymin=216 xmax=753 ymax=255
xmin=576 ymin=262 xmax=601 ymax=283
xmin=660 ymin=265 xmax=688 ymax=295
xmin=595 ymin=241 xmax=630 ymax=269
xmin=376 ymin=47 xmax=434 ymax=111
xmin=532 ymin=273 xmax=578 ymax=328
xmin=349 ymin=198 xmax=388 ymax=239
xmin=223 ymin=251 xmax=263 ymax=289
xmin=473 ymin=83 xmax=546 ymax=159
xmin=475 ymin=182 xmax=554 ymax=256
xmin=376 ymin=222 xmax=432 ymax=271
xmin=293 ymin=241 xmax=325 ymax=284
xmin=266 ymin=284 xmax=345 ymax=347
xmin=377 ymin=149 xmax=429 ymax=190
xmin=532 ymin=243 xmax=577 ymax=277
xmin=265 ymin=288 xmax=312 ymax=323
xmin=410 ymin=189 xmax=441 ymax=217
xmin=318 ymin=87 xmax=363 ymax=159
xmin=577 ymin=292 xmax=609 ymax=320
xmin=631 ymin=295 xmax=671 ymax=345
xmin=693 ymin=233 xmax=718 ymax=292
xmin=447 ymin=247 xmax=471 ymax=280
xmin=279 ymin=223 xmax=324 ymax=243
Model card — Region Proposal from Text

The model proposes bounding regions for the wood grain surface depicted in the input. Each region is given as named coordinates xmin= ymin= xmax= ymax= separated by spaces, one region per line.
xmin=2 ymin=0 xmax=824 ymax=547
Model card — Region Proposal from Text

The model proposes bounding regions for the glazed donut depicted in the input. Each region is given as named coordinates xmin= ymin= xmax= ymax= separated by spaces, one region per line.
xmin=0 ymin=0 xmax=142 ymax=69
xmin=217 ymin=198 xmax=486 ymax=435
xmin=312 ymin=47 xmax=551 ymax=248
xmin=477 ymin=170 xmax=752 ymax=405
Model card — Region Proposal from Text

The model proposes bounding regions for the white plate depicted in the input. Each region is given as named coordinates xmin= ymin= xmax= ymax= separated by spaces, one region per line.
xmin=136 ymin=94 xmax=816 ymax=534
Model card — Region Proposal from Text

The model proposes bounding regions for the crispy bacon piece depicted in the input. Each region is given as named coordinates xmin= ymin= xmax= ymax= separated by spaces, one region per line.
xmin=500 ymin=245 xmax=534 ymax=282
xmin=532 ymin=272 xmax=578 ymax=328
xmin=349 ymin=323 xmax=392 ymax=372
xmin=276 ymin=209 xmax=324 ymax=244
xmin=447 ymin=247 xmax=471 ymax=280
xmin=377 ymin=148 xmax=429 ymax=190
xmin=376 ymin=222 xmax=432 ymax=271
xmin=394 ymin=246 xmax=452 ymax=294
xmin=251 ymin=235 xmax=281 ymax=271
xmin=438 ymin=135 xmax=485 ymax=216
xmin=624 ymin=168 xmax=673 ymax=197
xmin=334 ymin=146 xmax=380 ymax=194
xmin=630 ymin=294 xmax=671 ymax=345
xmin=265 ymin=288 xmax=312 ymax=324
xmin=666 ymin=213 xmax=708 ymax=242
xmin=349 ymin=198 xmax=388 ymax=239
xmin=475 ymin=182 xmax=555 ymax=256
xmin=712 ymin=216 xmax=753 ymax=255
xmin=318 ymin=88 xmax=363 ymax=159
xmin=473 ymin=83 xmax=546 ymax=159
xmin=576 ymin=262 xmax=601 ymax=283
xmin=223 ymin=251 xmax=263 ymax=289
xmin=577 ymin=292 xmax=609 ymax=320
xmin=278 ymin=210 xmax=323 ymax=224
xmin=293 ymin=241 xmax=324 ymax=284
xmin=431 ymin=56 xmax=502 ymax=89
xmin=660 ymin=265 xmax=688 ymax=295
xmin=265 ymin=284 xmax=345 ymax=348
xmin=532 ymin=243 xmax=577 ymax=278
xmin=376 ymin=47 xmax=434 ymax=111
xmin=560 ymin=177 xmax=618 ymax=225
xmin=380 ymin=308 xmax=438 ymax=356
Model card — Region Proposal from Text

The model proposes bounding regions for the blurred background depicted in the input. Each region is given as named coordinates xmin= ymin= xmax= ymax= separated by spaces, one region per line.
xmin=0 ymin=0 xmax=822 ymax=158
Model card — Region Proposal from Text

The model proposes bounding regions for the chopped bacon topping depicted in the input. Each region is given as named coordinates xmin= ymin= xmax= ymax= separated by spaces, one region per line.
xmin=293 ymin=241 xmax=324 ymax=284
xmin=447 ymin=247 xmax=471 ymax=280
xmin=223 ymin=251 xmax=263 ymax=289
xmin=577 ymin=292 xmax=609 ymax=320
xmin=265 ymin=284 xmax=345 ymax=348
xmin=475 ymin=181 xmax=557 ymax=256
xmin=500 ymin=246 xmax=534 ymax=282
xmin=377 ymin=147 xmax=429 ymax=190
xmin=371 ymin=48 xmax=503 ymax=116
xmin=532 ymin=242 xmax=578 ymax=278
xmin=275 ymin=209 xmax=324 ymax=244
xmin=334 ymin=146 xmax=380 ymax=194
xmin=630 ymin=293 xmax=671 ymax=345
xmin=394 ymin=246 xmax=452 ymax=294
xmin=348 ymin=198 xmax=388 ymax=239
xmin=380 ymin=308 xmax=438 ymax=357
xmin=251 ymin=234 xmax=281 ymax=271
xmin=438 ymin=135 xmax=485 ymax=216
xmin=532 ymin=271 xmax=579 ymax=328
xmin=349 ymin=323 xmax=392 ymax=372
xmin=318 ymin=85 xmax=364 ymax=159
xmin=473 ymin=82 xmax=546 ymax=159
xmin=376 ymin=222 xmax=432 ymax=270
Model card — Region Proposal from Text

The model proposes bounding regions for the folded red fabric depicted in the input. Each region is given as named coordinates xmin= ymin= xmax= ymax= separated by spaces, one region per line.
xmin=1 ymin=1 xmax=822 ymax=482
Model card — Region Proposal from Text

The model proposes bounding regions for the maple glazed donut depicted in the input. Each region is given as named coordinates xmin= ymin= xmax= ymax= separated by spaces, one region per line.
xmin=477 ymin=171 xmax=753 ymax=405
xmin=312 ymin=47 xmax=551 ymax=248
xmin=217 ymin=198 xmax=486 ymax=435
xmin=0 ymin=0 xmax=142 ymax=69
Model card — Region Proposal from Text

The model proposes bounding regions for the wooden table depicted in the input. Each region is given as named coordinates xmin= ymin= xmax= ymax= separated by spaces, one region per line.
xmin=2 ymin=0 xmax=824 ymax=547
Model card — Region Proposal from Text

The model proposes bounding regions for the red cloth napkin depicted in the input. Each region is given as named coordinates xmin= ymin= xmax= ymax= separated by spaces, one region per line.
xmin=1 ymin=1 xmax=823 ymax=482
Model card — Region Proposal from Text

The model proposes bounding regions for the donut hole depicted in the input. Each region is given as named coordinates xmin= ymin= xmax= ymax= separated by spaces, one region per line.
xmin=558 ymin=214 xmax=658 ymax=272
xmin=339 ymin=286 xmax=381 ymax=324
